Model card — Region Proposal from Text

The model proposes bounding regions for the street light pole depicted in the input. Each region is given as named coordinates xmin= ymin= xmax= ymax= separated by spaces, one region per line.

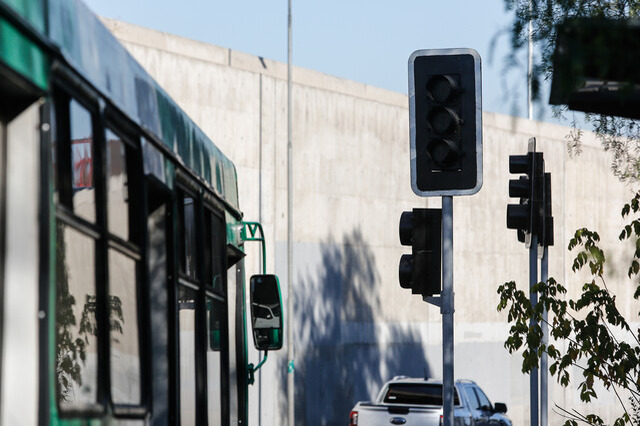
xmin=286 ymin=1 xmax=295 ymax=426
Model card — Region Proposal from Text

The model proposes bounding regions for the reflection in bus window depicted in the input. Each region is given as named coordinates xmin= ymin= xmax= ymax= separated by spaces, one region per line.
xmin=181 ymin=196 xmax=197 ymax=279
xmin=109 ymin=249 xmax=141 ymax=405
xmin=209 ymin=213 xmax=225 ymax=295
xmin=70 ymin=100 xmax=95 ymax=223
xmin=55 ymin=222 xmax=98 ymax=408
xmin=179 ymin=286 xmax=197 ymax=426
xmin=106 ymin=129 xmax=129 ymax=240
xmin=51 ymin=107 xmax=58 ymax=204
xmin=207 ymin=297 xmax=224 ymax=426
xmin=141 ymin=137 xmax=165 ymax=183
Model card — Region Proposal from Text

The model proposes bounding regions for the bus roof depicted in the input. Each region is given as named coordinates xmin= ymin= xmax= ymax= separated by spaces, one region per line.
xmin=2 ymin=0 xmax=239 ymax=211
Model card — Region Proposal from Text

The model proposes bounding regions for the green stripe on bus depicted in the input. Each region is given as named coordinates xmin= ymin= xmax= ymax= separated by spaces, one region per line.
xmin=0 ymin=17 xmax=49 ymax=90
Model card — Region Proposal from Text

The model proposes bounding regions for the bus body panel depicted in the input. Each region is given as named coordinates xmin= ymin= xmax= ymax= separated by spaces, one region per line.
xmin=1 ymin=102 xmax=40 ymax=426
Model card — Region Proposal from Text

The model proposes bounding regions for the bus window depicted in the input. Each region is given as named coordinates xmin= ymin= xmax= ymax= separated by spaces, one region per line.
xmin=177 ymin=188 xmax=199 ymax=425
xmin=104 ymin=127 xmax=143 ymax=405
xmin=141 ymin=137 xmax=165 ymax=183
xmin=207 ymin=297 xmax=224 ymax=426
xmin=108 ymin=248 xmax=141 ymax=405
xmin=55 ymin=223 xmax=99 ymax=408
xmin=178 ymin=286 xmax=197 ymax=426
xmin=69 ymin=100 xmax=95 ymax=223
xmin=53 ymin=94 xmax=102 ymax=413
xmin=146 ymin=180 xmax=170 ymax=422
xmin=106 ymin=129 xmax=129 ymax=240
xmin=209 ymin=212 xmax=226 ymax=295
xmin=54 ymin=92 xmax=147 ymax=417
xmin=206 ymin=209 xmax=228 ymax=425
xmin=180 ymin=194 xmax=198 ymax=279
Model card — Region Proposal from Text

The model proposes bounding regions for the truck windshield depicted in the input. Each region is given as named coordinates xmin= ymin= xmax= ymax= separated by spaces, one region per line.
xmin=383 ymin=384 xmax=460 ymax=406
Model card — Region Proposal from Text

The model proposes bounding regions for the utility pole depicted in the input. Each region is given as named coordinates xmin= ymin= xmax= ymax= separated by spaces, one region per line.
xmin=286 ymin=0 xmax=295 ymax=425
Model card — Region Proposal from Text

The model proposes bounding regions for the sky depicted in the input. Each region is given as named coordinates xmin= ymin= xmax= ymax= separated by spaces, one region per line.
xmin=83 ymin=0 xmax=583 ymax=128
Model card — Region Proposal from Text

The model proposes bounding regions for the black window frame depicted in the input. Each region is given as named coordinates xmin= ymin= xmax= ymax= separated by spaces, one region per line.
xmin=51 ymin=77 xmax=148 ymax=419
xmin=203 ymin=204 xmax=230 ymax=425
xmin=52 ymin=84 xmax=106 ymax=418
xmin=174 ymin=178 xmax=230 ymax=425
xmin=175 ymin=184 xmax=201 ymax=426
xmin=103 ymin=110 xmax=149 ymax=418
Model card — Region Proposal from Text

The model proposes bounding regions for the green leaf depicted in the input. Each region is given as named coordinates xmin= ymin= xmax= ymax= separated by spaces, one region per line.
xmin=629 ymin=260 xmax=640 ymax=278
xmin=622 ymin=203 xmax=631 ymax=217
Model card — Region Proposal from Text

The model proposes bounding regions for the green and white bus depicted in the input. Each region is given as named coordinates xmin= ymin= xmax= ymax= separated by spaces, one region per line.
xmin=0 ymin=0 xmax=283 ymax=424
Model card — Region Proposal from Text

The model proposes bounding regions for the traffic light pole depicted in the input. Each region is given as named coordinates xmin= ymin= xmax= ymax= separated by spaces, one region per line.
xmin=442 ymin=196 xmax=454 ymax=426
xmin=508 ymin=143 xmax=553 ymax=426
xmin=406 ymin=48 xmax=482 ymax=426
xmin=541 ymin=246 xmax=549 ymax=426
xmin=530 ymin=235 xmax=539 ymax=426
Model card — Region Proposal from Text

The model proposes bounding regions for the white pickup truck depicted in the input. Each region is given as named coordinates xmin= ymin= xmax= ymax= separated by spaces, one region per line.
xmin=349 ymin=377 xmax=511 ymax=426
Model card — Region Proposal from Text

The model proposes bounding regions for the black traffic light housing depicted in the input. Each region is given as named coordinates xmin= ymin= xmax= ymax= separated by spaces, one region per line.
xmin=408 ymin=48 xmax=482 ymax=196
xmin=399 ymin=209 xmax=442 ymax=298
xmin=550 ymin=18 xmax=640 ymax=120
xmin=506 ymin=140 xmax=545 ymax=247
xmin=541 ymin=172 xmax=554 ymax=247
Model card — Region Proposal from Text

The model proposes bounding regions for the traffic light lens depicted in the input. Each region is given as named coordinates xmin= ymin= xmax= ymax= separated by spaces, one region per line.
xmin=426 ymin=75 xmax=458 ymax=102
xmin=427 ymin=106 xmax=459 ymax=134
xmin=399 ymin=211 xmax=414 ymax=246
xmin=509 ymin=154 xmax=530 ymax=174
xmin=399 ymin=254 xmax=413 ymax=289
xmin=506 ymin=204 xmax=530 ymax=230
xmin=427 ymin=139 xmax=459 ymax=167
xmin=509 ymin=176 xmax=530 ymax=198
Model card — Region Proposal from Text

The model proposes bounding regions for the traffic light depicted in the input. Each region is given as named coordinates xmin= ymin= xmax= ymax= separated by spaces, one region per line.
xmin=506 ymin=151 xmax=544 ymax=245
xmin=541 ymin=172 xmax=554 ymax=247
xmin=398 ymin=209 xmax=442 ymax=297
xmin=550 ymin=18 xmax=640 ymax=120
xmin=408 ymin=48 xmax=482 ymax=196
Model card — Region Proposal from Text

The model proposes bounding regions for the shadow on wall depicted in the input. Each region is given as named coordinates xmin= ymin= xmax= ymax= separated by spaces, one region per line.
xmin=279 ymin=228 xmax=432 ymax=425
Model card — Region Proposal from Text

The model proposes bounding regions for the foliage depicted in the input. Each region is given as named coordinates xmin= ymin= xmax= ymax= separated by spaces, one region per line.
xmin=55 ymin=287 xmax=87 ymax=402
xmin=502 ymin=0 xmax=640 ymax=181
xmin=55 ymin=223 xmax=125 ymax=402
xmin=497 ymin=192 xmax=640 ymax=425
xmin=56 ymin=291 xmax=125 ymax=402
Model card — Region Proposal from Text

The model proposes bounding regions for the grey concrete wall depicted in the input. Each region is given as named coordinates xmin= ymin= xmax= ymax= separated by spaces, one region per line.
xmin=103 ymin=18 xmax=638 ymax=426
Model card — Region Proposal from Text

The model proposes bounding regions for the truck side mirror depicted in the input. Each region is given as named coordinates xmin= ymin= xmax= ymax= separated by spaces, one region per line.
xmin=494 ymin=402 xmax=507 ymax=414
xmin=249 ymin=274 xmax=283 ymax=351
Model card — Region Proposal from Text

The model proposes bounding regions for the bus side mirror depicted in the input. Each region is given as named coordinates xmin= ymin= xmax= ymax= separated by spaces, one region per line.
xmin=249 ymin=274 xmax=283 ymax=351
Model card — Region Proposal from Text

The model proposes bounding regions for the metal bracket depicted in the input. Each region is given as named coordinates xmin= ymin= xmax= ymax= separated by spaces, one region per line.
xmin=424 ymin=296 xmax=442 ymax=307
xmin=247 ymin=351 xmax=268 ymax=385
xmin=241 ymin=221 xmax=266 ymax=274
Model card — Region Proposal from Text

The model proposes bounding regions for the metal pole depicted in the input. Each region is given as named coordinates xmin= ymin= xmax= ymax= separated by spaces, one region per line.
xmin=442 ymin=196 xmax=454 ymax=426
xmin=527 ymin=2 xmax=533 ymax=121
xmin=527 ymin=10 xmax=538 ymax=423
xmin=540 ymin=246 xmax=549 ymax=426
xmin=286 ymin=0 xmax=295 ymax=425
xmin=530 ymin=235 xmax=539 ymax=426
